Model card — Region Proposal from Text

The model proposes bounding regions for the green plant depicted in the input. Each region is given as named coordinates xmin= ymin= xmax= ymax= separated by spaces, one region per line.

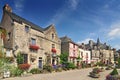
xmin=117 ymin=58 xmax=120 ymax=68
xmin=96 ymin=61 xmax=104 ymax=66
xmin=10 ymin=67 xmax=23 ymax=77
xmin=16 ymin=52 xmax=24 ymax=65
xmin=30 ymin=68 xmax=41 ymax=74
xmin=43 ymin=64 xmax=53 ymax=73
xmin=56 ymin=68 xmax=62 ymax=72
xmin=60 ymin=52 xmax=68 ymax=64
xmin=5 ymin=57 xmax=14 ymax=62
xmin=110 ymin=68 xmax=118 ymax=75
xmin=66 ymin=62 xmax=76 ymax=69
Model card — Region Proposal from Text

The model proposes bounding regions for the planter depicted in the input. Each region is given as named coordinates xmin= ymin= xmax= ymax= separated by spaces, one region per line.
xmin=106 ymin=75 xmax=120 ymax=80
xmin=89 ymin=72 xmax=100 ymax=78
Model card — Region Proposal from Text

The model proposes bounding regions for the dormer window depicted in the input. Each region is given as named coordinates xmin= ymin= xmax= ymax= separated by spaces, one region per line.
xmin=25 ymin=25 xmax=29 ymax=33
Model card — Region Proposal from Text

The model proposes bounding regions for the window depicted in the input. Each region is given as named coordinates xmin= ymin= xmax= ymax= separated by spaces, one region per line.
xmin=25 ymin=25 xmax=29 ymax=33
xmin=21 ymin=54 xmax=28 ymax=64
xmin=73 ymin=44 xmax=75 ymax=48
xmin=52 ymin=33 xmax=54 ymax=39
xmin=81 ymin=52 xmax=83 ymax=58
xmin=7 ymin=32 xmax=11 ymax=41
xmin=30 ymin=49 xmax=38 ymax=53
xmin=31 ymin=38 xmax=36 ymax=45
xmin=52 ymin=44 xmax=55 ymax=48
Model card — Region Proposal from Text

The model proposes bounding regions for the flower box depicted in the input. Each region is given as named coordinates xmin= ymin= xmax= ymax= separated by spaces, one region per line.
xmin=29 ymin=45 xmax=39 ymax=50
xmin=51 ymin=48 xmax=57 ymax=53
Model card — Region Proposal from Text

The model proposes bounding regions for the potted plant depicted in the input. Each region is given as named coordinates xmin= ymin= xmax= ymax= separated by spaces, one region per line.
xmin=89 ymin=68 xmax=100 ymax=78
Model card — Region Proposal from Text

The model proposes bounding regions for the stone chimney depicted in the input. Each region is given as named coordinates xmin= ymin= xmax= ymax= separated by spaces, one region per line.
xmin=3 ymin=4 xmax=12 ymax=12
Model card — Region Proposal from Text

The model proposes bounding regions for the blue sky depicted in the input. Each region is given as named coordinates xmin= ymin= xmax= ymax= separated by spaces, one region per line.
xmin=1 ymin=0 xmax=120 ymax=49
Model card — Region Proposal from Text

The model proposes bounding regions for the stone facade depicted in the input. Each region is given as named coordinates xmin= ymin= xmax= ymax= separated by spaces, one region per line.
xmin=0 ymin=4 xmax=61 ymax=69
xmin=85 ymin=38 xmax=114 ymax=64
xmin=60 ymin=36 xmax=79 ymax=65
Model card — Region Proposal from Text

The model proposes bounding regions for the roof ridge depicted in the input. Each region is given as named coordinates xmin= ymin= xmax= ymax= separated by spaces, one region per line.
xmin=5 ymin=11 xmax=44 ymax=33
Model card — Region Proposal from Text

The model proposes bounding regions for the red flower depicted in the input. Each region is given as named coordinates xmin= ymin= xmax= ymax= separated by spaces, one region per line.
xmin=29 ymin=44 xmax=39 ymax=50
xmin=51 ymin=48 xmax=57 ymax=53
xmin=18 ymin=63 xmax=30 ymax=71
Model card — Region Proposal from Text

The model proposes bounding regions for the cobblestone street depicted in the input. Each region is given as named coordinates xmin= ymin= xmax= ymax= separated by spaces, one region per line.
xmin=3 ymin=68 xmax=112 ymax=80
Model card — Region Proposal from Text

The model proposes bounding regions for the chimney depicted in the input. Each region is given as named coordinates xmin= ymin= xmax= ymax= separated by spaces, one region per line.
xmin=3 ymin=4 xmax=12 ymax=12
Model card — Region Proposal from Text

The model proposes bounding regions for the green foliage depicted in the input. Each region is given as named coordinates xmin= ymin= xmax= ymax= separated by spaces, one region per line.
xmin=76 ymin=53 xmax=82 ymax=61
xmin=110 ymin=68 xmax=118 ymax=75
xmin=96 ymin=61 xmax=104 ymax=66
xmin=60 ymin=52 xmax=68 ymax=64
xmin=66 ymin=62 xmax=76 ymax=69
xmin=43 ymin=64 xmax=53 ymax=72
xmin=30 ymin=68 xmax=42 ymax=74
xmin=16 ymin=52 xmax=24 ymax=65
xmin=117 ymin=58 xmax=120 ymax=68
xmin=10 ymin=67 xmax=23 ymax=77
xmin=55 ymin=67 xmax=62 ymax=72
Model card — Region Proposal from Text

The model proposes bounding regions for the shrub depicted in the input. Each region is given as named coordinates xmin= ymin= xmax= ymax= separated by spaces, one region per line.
xmin=30 ymin=68 xmax=42 ymax=74
xmin=5 ymin=57 xmax=14 ymax=62
xmin=43 ymin=64 xmax=53 ymax=73
xmin=56 ymin=68 xmax=62 ymax=72
xmin=110 ymin=68 xmax=118 ymax=75
xmin=16 ymin=53 xmax=24 ymax=65
xmin=10 ymin=67 xmax=23 ymax=77
xmin=18 ymin=63 xmax=30 ymax=71
xmin=66 ymin=62 xmax=76 ymax=69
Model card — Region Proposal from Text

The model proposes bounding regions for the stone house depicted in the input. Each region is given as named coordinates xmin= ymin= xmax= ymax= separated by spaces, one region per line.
xmin=0 ymin=4 xmax=61 ymax=69
xmin=60 ymin=36 xmax=79 ymax=65
xmin=85 ymin=38 xmax=114 ymax=64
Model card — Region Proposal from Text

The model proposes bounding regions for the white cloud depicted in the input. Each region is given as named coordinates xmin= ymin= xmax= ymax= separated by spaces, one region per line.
xmin=113 ymin=44 xmax=120 ymax=49
xmin=107 ymin=22 xmax=120 ymax=39
xmin=77 ymin=38 xmax=94 ymax=44
xmin=14 ymin=0 xmax=25 ymax=12
xmin=68 ymin=0 xmax=80 ymax=10
xmin=46 ymin=0 xmax=80 ymax=26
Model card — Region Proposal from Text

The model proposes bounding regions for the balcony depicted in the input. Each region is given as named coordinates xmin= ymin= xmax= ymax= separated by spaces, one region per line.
xmin=29 ymin=44 xmax=39 ymax=50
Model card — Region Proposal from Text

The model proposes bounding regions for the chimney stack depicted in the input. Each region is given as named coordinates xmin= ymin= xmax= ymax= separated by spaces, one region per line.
xmin=3 ymin=4 xmax=12 ymax=12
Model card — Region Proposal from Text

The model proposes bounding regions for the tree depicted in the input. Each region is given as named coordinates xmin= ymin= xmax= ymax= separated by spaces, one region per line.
xmin=117 ymin=58 xmax=120 ymax=68
xmin=59 ymin=52 xmax=69 ymax=64
xmin=110 ymin=68 xmax=118 ymax=75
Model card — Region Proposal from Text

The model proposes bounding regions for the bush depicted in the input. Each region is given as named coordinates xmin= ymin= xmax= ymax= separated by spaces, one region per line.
xmin=43 ymin=64 xmax=53 ymax=73
xmin=110 ymin=68 xmax=118 ymax=75
xmin=55 ymin=68 xmax=62 ymax=72
xmin=66 ymin=62 xmax=76 ymax=69
xmin=18 ymin=64 xmax=30 ymax=71
xmin=30 ymin=68 xmax=42 ymax=74
xmin=10 ymin=67 xmax=23 ymax=77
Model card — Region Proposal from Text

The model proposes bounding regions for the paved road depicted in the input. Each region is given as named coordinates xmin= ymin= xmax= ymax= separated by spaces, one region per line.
xmin=3 ymin=68 xmax=112 ymax=80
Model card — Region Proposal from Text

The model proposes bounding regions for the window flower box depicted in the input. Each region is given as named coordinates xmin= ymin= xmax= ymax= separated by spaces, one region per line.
xmin=29 ymin=45 xmax=39 ymax=50
xmin=51 ymin=48 xmax=57 ymax=53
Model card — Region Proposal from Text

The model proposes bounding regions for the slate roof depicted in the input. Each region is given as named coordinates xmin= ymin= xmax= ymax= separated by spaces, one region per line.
xmin=60 ymin=36 xmax=72 ymax=42
xmin=5 ymin=11 xmax=44 ymax=33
